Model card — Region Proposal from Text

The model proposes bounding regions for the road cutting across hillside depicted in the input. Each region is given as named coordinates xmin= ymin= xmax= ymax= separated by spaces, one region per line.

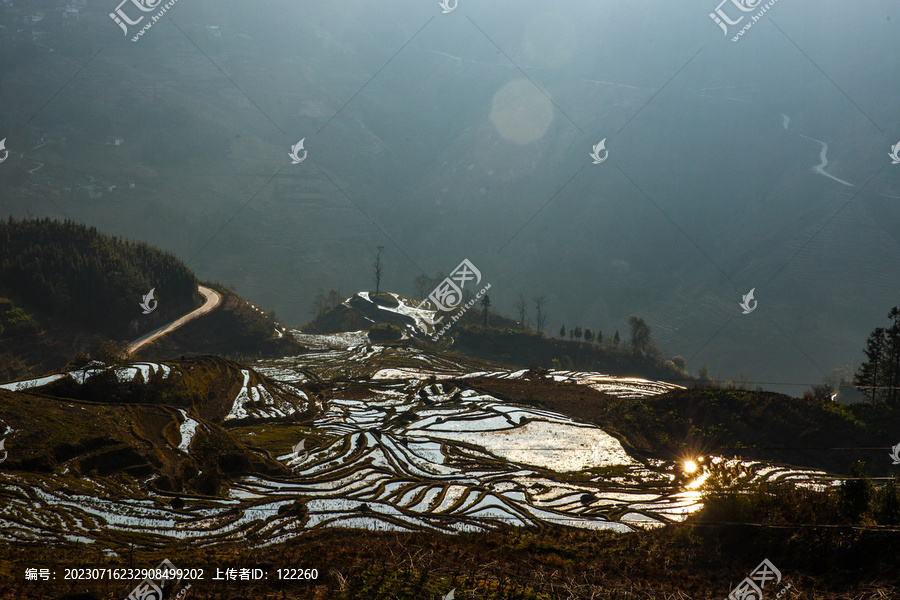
xmin=127 ymin=285 xmax=221 ymax=355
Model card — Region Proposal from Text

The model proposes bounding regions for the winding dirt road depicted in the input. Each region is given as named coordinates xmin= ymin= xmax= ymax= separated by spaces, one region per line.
xmin=127 ymin=285 xmax=221 ymax=355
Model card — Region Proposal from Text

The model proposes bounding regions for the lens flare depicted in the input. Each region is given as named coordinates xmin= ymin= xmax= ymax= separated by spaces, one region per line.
xmin=684 ymin=460 xmax=698 ymax=474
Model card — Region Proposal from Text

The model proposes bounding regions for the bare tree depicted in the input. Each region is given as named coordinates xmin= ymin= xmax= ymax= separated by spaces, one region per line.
xmin=429 ymin=271 xmax=446 ymax=292
xmin=515 ymin=293 xmax=528 ymax=330
xmin=534 ymin=296 xmax=547 ymax=334
xmin=481 ymin=294 xmax=491 ymax=329
xmin=413 ymin=273 xmax=430 ymax=300
xmin=373 ymin=245 xmax=384 ymax=295
xmin=312 ymin=291 xmax=330 ymax=318
xmin=327 ymin=289 xmax=343 ymax=308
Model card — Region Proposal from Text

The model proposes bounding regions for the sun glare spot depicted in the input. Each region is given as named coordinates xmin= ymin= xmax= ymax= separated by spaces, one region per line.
xmin=490 ymin=79 xmax=554 ymax=144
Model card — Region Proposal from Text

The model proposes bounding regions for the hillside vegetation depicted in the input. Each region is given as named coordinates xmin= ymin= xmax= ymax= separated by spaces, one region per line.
xmin=303 ymin=291 xmax=692 ymax=384
xmin=0 ymin=217 xmax=198 ymax=378
xmin=0 ymin=217 xmax=198 ymax=337
xmin=0 ymin=218 xmax=304 ymax=380
xmin=454 ymin=326 xmax=692 ymax=384
xmin=133 ymin=282 xmax=308 ymax=361
xmin=460 ymin=373 xmax=899 ymax=477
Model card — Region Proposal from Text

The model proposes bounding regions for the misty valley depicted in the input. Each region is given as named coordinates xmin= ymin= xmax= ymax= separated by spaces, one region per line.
xmin=2 ymin=1 xmax=900 ymax=599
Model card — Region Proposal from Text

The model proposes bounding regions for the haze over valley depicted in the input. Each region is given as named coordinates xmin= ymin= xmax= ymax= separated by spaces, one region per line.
xmin=1 ymin=1 xmax=900 ymax=599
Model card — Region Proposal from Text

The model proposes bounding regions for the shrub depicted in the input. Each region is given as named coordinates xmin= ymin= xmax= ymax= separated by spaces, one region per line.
xmin=368 ymin=323 xmax=402 ymax=343
xmin=2 ymin=306 xmax=40 ymax=334
xmin=700 ymin=459 xmax=755 ymax=522
xmin=876 ymin=477 xmax=900 ymax=525
xmin=838 ymin=461 xmax=875 ymax=523
xmin=804 ymin=382 xmax=835 ymax=403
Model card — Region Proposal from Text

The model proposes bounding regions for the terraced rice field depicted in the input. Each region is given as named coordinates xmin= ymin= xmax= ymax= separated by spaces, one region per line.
xmin=0 ymin=336 xmax=835 ymax=548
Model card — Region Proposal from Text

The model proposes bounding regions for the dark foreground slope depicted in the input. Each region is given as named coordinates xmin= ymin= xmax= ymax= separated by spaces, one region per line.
xmin=1 ymin=509 xmax=897 ymax=599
